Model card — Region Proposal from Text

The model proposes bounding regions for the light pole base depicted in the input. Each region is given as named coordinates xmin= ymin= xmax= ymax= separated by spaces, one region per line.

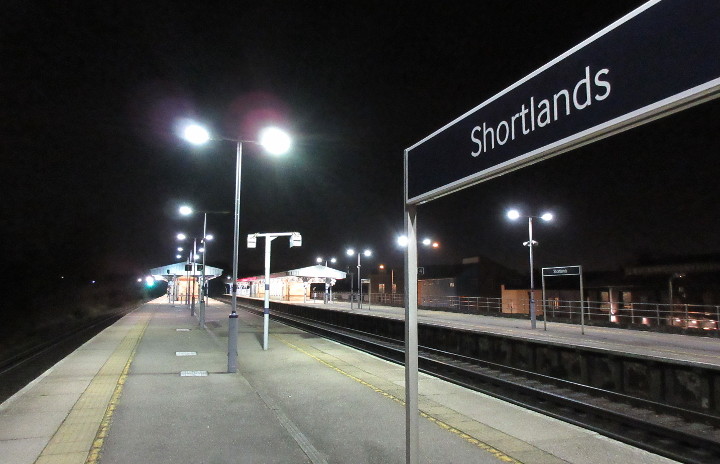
xmin=227 ymin=313 xmax=238 ymax=373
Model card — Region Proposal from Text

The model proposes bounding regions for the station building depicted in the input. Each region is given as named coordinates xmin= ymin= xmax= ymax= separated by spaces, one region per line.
xmin=150 ymin=262 xmax=224 ymax=303
xmin=232 ymin=264 xmax=347 ymax=302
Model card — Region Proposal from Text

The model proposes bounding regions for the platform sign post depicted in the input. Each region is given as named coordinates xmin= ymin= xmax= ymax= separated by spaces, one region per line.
xmin=541 ymin=266 xmax=584 ymax=333
xmin=248 ymin=232 xmax=301 ymax=350
xmin=403 ymin=1 xmax=719 ymax=461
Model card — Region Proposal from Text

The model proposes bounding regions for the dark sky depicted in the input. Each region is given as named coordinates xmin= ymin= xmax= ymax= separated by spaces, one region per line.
xmin=3 ymin=1 xmax=719 ymax=288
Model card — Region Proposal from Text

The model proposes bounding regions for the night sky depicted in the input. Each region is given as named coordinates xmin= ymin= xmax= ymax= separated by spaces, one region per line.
xmin=3 ymin=1 xmax=719 ymax=293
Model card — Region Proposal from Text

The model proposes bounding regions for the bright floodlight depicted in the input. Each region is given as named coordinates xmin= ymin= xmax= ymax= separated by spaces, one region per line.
xmin=177 ymin=247 xmax=183 ymax=252
xmin=541 ymin=212 xmax=554 ymax=222
xmin=363 ymin=249 xmax=372 ymax=257
xmin=422 ymin=238 xmax=431 ymax=246
xmin=330 ymin=257 xmax=337 ymax=263
xmin=507 ymin=209 xmax=521 ymax=220
xmin=397 ymin=235 xmax=409 ymax=247
xmin=179 ymin=205 xmax=193 ymax=216
xmin=205 ymin=234 xmax=214 ymax=240
xmin=346 ymin=248 xmax=355 ymax=256
xmin=432 ymin=242 xmax=440 ymax=248
xmin=183 ymin=124 xmax=210 ymax=145
xmin=176 ymin=254 xmax=182 ymax=259
xmin=316 ymin=257 xmax=322 ymax=263
xmin=177 ymin=233 xmax=186 ymax=240
xmin=259 ymin=127 xmax=291 ymax=155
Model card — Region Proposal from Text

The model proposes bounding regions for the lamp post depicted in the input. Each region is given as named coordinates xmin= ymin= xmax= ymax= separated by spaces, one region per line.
xmin=669 ymin=272 xmax=686 ymax=312
xmin=180 ymin=205 xmax=225 ymax=328
xmin=248 ymin=232 xmax=301 ymax=350
xmin=316 ymin=257 xmax=336 ymax=303
xmin=181 ymin=122 xmax=291 ymax=373
xmin=347 ymin=248 xmax=371 ymax=309
xmin=316 ymin=256 xmax=337 ymax=267
xmin=507 ymin=209 xmax=553 ymax=329
xmin=397 ymin=235 xmax=439 ymax=305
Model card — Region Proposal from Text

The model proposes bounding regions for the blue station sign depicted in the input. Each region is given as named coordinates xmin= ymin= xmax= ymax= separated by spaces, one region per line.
xmin=405 ymin=0 xmax=720 ymax=204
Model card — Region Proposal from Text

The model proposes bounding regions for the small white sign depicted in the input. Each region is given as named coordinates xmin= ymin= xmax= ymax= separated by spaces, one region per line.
xmin=176 ymin=352 xmax=197 ymax=356
xmin=180 ymin=370 xmax=208 ymax=377
xmin=176 ymin=328 xmax=190 ymax=332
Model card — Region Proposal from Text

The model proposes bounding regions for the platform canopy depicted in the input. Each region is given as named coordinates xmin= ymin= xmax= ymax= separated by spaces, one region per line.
xmin=238 ymin=264 xmax=346 ymax=282
xmin=149 ymin=262 xmax=224 ymax=281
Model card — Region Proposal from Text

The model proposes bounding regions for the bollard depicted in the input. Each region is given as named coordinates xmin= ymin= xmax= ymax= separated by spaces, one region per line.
xmin=227 ymin=313 xmax=238 ymax=373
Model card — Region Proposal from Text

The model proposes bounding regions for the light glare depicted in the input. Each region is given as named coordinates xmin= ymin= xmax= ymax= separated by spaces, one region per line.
xmin=259 ymin=127 xmax=291 ymax=155
xmin=507 ymin=209 xmax=520 ymax=220
xmin=183 ymin=124 xmax=210 ymax=145
xmin=541 ymin=212 xmax=554 ymax=222
xmin=179 ymin=205 xmax=193 ymax=216
xmin=397 ymin=235 xmax=408 ymax=247
xmin=177 ymin=233 xmax=186 ymax=240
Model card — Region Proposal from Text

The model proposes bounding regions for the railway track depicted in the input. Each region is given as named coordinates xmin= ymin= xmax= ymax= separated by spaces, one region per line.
xmin=0 ymin=307 xmax=136 ymax=403
xmin=233 ymin=300 xmax=720 ymax=464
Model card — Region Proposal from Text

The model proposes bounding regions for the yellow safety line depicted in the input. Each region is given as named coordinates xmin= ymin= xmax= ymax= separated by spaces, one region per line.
xmin=31 ymin=310 xmax=152 ymax=464
xmin=275 ymin=335 xmax=522 ymax=464
xmin=85 ymin=315 xmax=150 ymax=464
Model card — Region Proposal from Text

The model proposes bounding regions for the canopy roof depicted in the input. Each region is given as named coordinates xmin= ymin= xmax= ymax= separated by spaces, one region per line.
xmin=149 ymin=262 xmax=224 ymax=281
xmin=238 ymin=264 xmax=346 ymax=282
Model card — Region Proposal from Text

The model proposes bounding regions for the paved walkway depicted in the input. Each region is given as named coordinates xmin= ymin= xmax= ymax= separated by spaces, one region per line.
xmin=0 ymin=298 xmax=679 ymax=463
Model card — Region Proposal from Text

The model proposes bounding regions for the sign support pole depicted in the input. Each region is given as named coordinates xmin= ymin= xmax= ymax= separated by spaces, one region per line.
xmin=404 ymin=203 xmax=419 ymax=464
xmin=580 ymin=266 xmax=585 ymax=335
xmin=542 ymin=273 xmax=547 ymax=331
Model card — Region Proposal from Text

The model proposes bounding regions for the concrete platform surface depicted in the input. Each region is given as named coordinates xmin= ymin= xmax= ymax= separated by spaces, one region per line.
xmin=0 ymin=298 xmax=679 ymax=463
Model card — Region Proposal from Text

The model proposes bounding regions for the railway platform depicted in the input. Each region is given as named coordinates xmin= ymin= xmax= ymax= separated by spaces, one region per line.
xmin=294 ymin=297 xmax=720 ymax=368
xmin=0 ymin=298 xmax=677 ymax=464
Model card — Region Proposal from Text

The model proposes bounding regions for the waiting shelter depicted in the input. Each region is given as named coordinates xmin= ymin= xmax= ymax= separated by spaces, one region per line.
xmin=234 ymin=264 xmax=347 ymax=302
xmin=150 ymin=262 xmax=224 ymax=303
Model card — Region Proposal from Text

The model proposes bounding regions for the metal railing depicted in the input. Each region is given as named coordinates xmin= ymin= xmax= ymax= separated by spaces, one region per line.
xmin=363 ymin=293 xmax=720 ymax=333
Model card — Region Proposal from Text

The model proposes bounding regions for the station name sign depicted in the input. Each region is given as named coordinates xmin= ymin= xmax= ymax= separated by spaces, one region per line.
xmin=405 ymin=0 xmax=720 ymax=204
xmin=542 ymin=266 xmax=581 ymax=277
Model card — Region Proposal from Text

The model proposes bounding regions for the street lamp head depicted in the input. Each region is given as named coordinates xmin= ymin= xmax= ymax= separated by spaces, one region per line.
xmin=330 ymin=257 xmax=337 ymax=263
xmin=346 ymin=248 xmax=355 ymax=256
xmin=182 ymin=123 xmax=211 ymax=145
xmin=259 ymin=127 xmax=291 ymax=155
xmin=422 ymin=238 xmax=431 ymax=246
xmin=205 ymin=234 xmax=214 ymax=241
xmin=363 ymin=249 xmax=372 ymax=257
xmin=176 ymin=233 xmax=187 ymax=241
xmin=397 ymin=235 xmax=409 ymax=247
xmin=507 ymin=209 xmax=521 ymax=220
xmin=316 ymin=257 xmax=323 ymax=263
xmin=540 ymin=212 xmax=554 ymax=222
xmin=432 ymin=241 xmax=440 ymax=248
xmin=176 ymin=254 xmax=182 ymax=259
xmin=179 ymin=205 xmax=193 ymax=216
